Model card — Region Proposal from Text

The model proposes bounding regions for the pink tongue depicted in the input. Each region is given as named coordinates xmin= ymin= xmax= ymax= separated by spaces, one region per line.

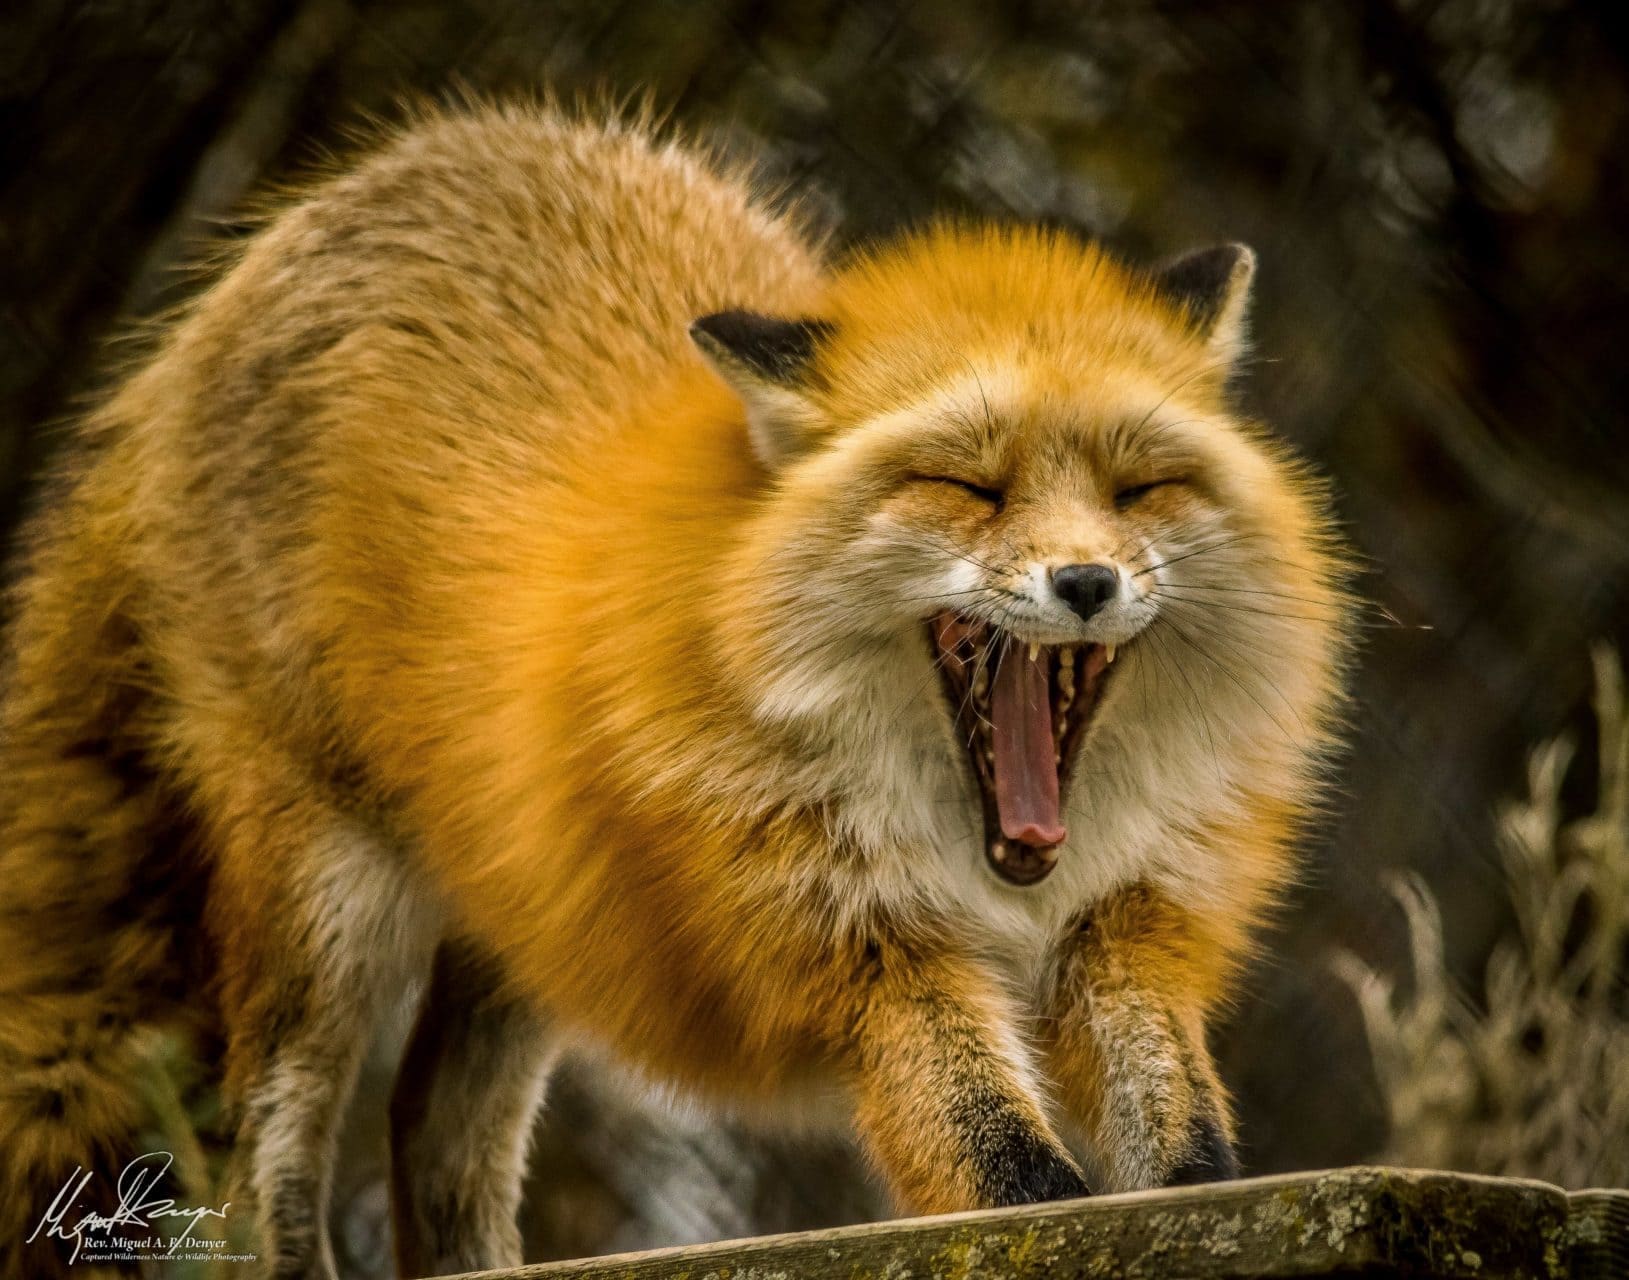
xmin=991 ymin=644 xmax=1066 ymax=847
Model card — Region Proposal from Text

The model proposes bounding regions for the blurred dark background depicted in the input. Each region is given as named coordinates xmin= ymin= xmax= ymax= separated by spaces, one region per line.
xmin=4 ymin=0 xmax=1628 ymax=1270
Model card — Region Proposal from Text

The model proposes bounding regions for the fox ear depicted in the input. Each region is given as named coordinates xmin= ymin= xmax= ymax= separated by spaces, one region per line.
xmin=1149 ymin=243 xmax=1256 ymax=362
xmin=691 ymin=310 xmax=833 ymax=469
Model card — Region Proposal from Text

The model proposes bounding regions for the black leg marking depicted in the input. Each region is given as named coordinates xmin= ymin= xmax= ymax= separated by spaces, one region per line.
xmin=989 ymin=1124 xmax=1093 ymax=1206
xmin=1164 ymin=1109 xmax=1240 ymax=1187
xmin=952 ymin=1089 xmax=1092 ymax=1207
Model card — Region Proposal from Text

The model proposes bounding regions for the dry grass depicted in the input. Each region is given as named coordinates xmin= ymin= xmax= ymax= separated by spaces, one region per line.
xmin=1337 ymin=645 xmax=1629 ymax=1188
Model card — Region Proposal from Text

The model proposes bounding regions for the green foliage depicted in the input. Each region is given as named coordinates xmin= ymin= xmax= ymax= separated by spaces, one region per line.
xmin=1340 ymin=647 xmax=1629 ymax=1187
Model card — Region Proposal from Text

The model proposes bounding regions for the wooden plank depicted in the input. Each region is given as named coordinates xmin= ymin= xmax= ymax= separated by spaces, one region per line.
xmin=454 ymin=1167 xmax=1629 ymax=1280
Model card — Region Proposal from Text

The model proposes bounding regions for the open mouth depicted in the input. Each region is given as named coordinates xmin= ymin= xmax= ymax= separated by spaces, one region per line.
xmin=929 ymin=614 xmax=1115 ymax=886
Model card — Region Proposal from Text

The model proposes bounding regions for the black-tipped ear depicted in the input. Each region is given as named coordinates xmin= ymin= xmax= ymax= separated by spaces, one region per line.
xmin=691 ymin=311 xmax=833 ymax=385
xmin=1149 ymin=243 xmax=1256 ymax=359
xmin=691 ymin=310 xmax=834 ymax=469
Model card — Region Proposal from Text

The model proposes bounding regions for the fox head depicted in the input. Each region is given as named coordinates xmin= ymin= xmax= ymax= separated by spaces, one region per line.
xmin=694 ymin=226 xmax=1348 ymax=890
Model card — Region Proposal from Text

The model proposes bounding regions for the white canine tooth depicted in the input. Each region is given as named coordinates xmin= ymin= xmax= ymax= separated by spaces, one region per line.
xmin=1105 ymin=644 xmax=1118 ymax=664
xmin=1028 ymin=643 xmax=1040 ymax=661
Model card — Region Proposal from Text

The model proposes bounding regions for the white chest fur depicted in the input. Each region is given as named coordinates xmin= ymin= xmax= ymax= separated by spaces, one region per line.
xmin=765 ymin=634 xmax=1241 ymax=1000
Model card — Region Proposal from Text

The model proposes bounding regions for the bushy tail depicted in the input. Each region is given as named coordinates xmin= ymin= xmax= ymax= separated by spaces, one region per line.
xmin=0 ymin=547 xmax=200 ymax=1278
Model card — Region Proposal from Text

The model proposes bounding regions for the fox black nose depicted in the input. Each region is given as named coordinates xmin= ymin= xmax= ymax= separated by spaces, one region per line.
xmin=1052 ymin=562 xmax=1119 ymax=621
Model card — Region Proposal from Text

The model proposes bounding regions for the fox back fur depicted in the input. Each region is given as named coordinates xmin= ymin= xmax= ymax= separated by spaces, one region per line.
xmin=0 ymin=102 xmax=1349 ymax=1277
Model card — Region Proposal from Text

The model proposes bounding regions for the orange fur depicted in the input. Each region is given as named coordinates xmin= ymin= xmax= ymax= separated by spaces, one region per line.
xmin=0 ymin=102 xmax=1350 ymax=1275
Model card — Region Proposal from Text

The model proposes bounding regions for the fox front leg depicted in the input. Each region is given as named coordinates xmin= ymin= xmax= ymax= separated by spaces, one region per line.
xmin=1045 ymin=884 xmax=1242 ymax=1190
xmin=845 ymin=942 xmax=1090 ymax=1214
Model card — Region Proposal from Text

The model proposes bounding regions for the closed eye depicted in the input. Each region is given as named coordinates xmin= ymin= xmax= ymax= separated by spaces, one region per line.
xmin=914 ymin=475 xmax=1005 ymax=507
xmin=1114 ymin=478 xmax=1184 ymax=509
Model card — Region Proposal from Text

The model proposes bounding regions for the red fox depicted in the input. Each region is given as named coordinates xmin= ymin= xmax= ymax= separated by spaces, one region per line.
xmin=0 ymin=102 xmax=1349 ymax=1277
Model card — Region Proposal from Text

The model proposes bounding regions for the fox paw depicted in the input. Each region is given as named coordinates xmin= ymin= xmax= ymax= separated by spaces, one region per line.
xmin=1163 ymin=1110 xmax=1240 ymax=1187
xmin=979 ymin=1123 xmax=1093 ymax=1206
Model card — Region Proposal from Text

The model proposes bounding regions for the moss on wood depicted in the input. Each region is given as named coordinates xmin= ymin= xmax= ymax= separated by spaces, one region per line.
xmin=461 ymin=1168 xmax=1628 ymax=1280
